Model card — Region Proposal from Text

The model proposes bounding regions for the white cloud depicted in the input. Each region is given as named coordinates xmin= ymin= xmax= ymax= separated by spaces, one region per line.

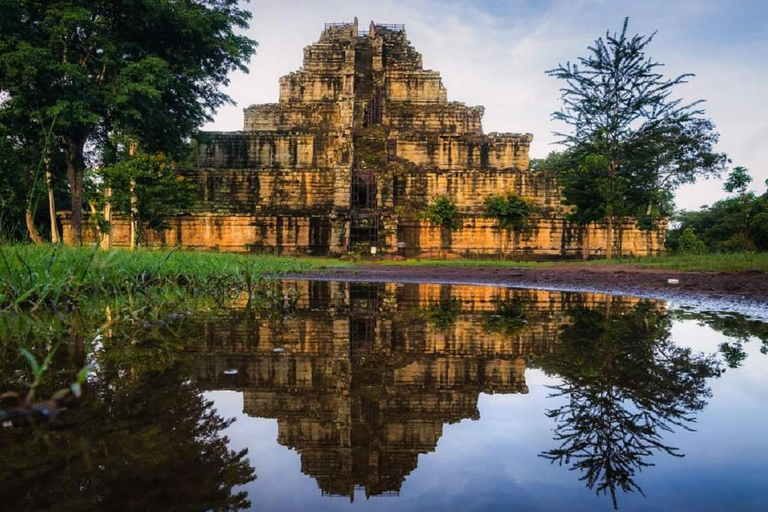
xmin=206 ymin=0 xmax=768 ymax=210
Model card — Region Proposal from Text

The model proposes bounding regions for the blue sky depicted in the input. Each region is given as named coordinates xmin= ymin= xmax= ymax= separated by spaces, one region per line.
xmin=207 ymin=0 xmax=768 ymax=210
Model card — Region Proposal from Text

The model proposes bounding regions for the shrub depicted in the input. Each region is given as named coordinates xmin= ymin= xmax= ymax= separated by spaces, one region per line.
xmin=677 ymin=227 xmax=707 ymax=255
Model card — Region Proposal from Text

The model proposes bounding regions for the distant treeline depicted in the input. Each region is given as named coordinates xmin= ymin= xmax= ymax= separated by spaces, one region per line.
xmin=667 ymin=168 xmax=768 ymax=254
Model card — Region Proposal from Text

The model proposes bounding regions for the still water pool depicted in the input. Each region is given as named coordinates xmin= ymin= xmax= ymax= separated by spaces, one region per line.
xmin=2 ymin=281 xmax=767 ymax=511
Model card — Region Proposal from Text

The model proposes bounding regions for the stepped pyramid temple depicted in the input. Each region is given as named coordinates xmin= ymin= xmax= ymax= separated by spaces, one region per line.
xmin=184 ymin=281 xmax=646 ymax=500
xmin=69 ymin=19 xmax=664 ymax=258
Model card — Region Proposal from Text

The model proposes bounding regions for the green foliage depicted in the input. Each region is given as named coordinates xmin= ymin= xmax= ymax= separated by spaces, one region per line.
xmin=677 ymin=227 xmax=707 ymax=255
xmin=421 ymin=195 xmax=461 ymax=231
xmin=669 ymin=172 xmax=768 ymax=252
xmin=0 ymin=0 xmax=257 ymax=240
xmin=1 ymin=345 xmax=89 ymax=422
xmin=601 ymin=252 xmax=768 ymax=272
xmin=353 ymin=126 xmax=388 ymax=169
xmin=724 ymin=166 xmax=752 ymax=194
xmin=483 ymin=193 xmax=535 ymax=232
xmin=546 ymin=18 xmax=727 ymax=245
xmin=101 ymin=153 xmax=197 ymax=245
xmin=750 ymin=210 xmax=768 ymax=249
xmin=674 ymin=310 xmax=768 ymax=368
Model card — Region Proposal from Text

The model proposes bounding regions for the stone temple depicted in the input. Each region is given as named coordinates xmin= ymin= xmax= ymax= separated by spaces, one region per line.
xmin=75 ymin=19 xmax=664 ymax=258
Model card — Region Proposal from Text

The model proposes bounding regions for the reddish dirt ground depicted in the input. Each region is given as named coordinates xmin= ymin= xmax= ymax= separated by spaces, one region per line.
xmin=295 ymin=264 xmax=768 ymax=308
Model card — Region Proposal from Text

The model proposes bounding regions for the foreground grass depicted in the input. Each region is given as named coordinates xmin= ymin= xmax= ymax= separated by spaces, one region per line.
xmin=0 ymin=245 xmax=345 ymax=311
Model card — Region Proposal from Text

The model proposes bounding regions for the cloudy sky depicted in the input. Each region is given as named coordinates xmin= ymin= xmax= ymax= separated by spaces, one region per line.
xmin=204 ymin=0 xmax=768 ymax=211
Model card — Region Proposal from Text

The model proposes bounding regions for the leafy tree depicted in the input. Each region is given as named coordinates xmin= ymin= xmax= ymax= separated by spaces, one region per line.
xmin=0 ymin=104 xmax=63 ymax=243
xmin=483 ymin=192 xmax=535 ymax=259
xmin=674 ymin=309 xmax=768 ymax=368
xmin=749 ymin=200 xmax=768 ymax=250
xmin=421 ymin=195 xmax=460 ymax=258
xmin=724 ymin=166 xmax=755 ymax=245
xmin=535 ymin=151 xmax=616 ymax=259
xmin=101 ymin=153 xmax=197 ymax=247
xmin=547 ymin=18 xmax=727 ymax=259
xmin=0 ymin=0 xmax=257 ymax=244
xmin=0 ymin=121 xmax=29 ymax=241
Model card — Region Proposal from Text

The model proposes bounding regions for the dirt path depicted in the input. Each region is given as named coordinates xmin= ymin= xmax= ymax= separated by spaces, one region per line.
xmin=290 ymin=264 xmax=768 ymax=315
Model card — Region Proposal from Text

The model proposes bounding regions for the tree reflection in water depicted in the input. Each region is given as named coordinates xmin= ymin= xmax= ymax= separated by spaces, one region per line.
xmin=0 ymin=363 xmax=255 ymax=511
xmin=674 ymin=309 xmax=768 ymax=369
xmin=536 ymin=302 xmax=723 ymax=509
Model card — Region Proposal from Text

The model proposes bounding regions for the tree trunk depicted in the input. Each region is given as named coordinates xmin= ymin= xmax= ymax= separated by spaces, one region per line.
xmin=606 ymin=160 xmax=617 ymax=261
xmin=130 ymin=179 xmax=137 ymax=250
xmin=64 ymin=137 xmax=86 ymax=246
xmin=25 ymin=208 xmax=44 ymax=245
xmin=45 ymin=147 xmax=60 ymax=243
xmin=101 ymin=187 xmax=112 ymax=250
xmin=439 ymin=226 xmax=449 ymax=260
xmin=501 ymin=229 xmax=510 ymax=261
xmin=23 ymin=166 xmax=44 ymax=245
xmin=582 ymin=224 xmax=590 ymax=261
xmin=605 ymin=216 xmax=614 ymax=260
xmin=128 ymin=141 xmax=138 ymax=249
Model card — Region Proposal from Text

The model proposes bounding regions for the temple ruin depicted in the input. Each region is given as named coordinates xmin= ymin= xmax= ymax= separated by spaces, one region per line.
xmin=69 ymin=19 xmax=664 ymax=258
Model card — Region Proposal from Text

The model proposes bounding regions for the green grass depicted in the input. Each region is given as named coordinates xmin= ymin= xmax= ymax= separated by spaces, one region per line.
xmin=0 ymin=244 xmax=346 ymax=312
xmin=592 ymin=252 xmax=768 ymax=273
xmin=359 ymin=252 xmax=768 ymax=273
xmin=364 ymin=258 xmax=553 ymax=268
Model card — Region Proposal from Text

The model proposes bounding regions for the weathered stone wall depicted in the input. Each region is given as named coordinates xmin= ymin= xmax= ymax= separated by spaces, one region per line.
xmin=396 ymin=217 xmax=665 ymax=259
xmin=76 ymin=214 xmax=330 ymax=254
xmin=384 ymin=102 xmax=484 ymax=135
xmin=392 ymin=133 xmax=531 ymax=170
xmin=185 ymin=169 xmax=336 ymax=214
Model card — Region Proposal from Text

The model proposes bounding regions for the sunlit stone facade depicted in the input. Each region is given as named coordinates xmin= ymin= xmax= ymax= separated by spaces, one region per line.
xmin=65 ymin=19 xmax=664 ymax=258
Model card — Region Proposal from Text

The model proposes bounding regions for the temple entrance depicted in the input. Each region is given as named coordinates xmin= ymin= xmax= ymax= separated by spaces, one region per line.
xmin=350 ymin=166 xmax=379 ymax=249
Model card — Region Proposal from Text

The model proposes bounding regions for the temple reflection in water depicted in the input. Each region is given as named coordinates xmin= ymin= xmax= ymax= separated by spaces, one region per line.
xmin=186 ymin=281 xmax=643 ymax=501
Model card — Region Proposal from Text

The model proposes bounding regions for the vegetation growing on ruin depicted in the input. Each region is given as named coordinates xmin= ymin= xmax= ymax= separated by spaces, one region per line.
xmin=353 ymin=126 xmax=388 ymax=169
xmin=483 ymin=193 xmax=536 ymax=258
xmin=99 ymin=153 xmax=198 ymax=246
xmin=420 ymin=195 xmax=460 ymax=231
